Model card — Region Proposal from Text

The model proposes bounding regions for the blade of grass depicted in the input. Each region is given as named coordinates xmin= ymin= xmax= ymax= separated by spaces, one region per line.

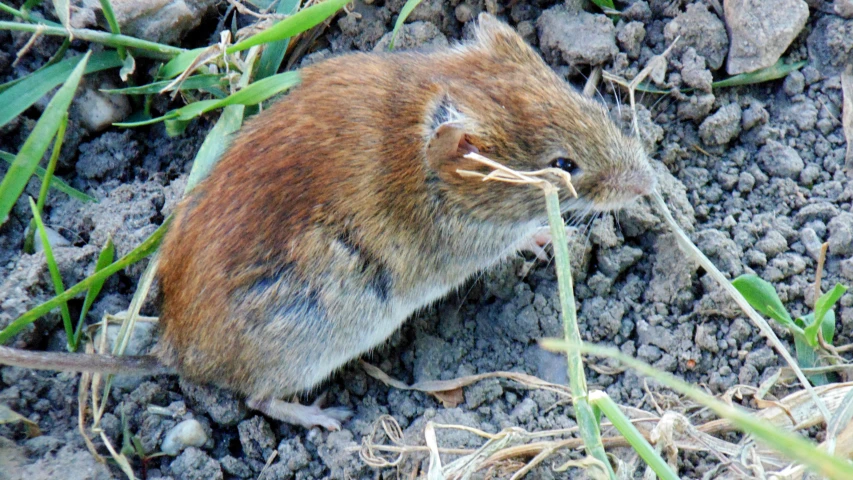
xmin=588 ymin=391 xmax=679 ymax=480
xmin=712 ymin=59 xmax=807 ymax=89
xmin=0 ymin=51 xmax=90 ymax=225
xmin=388 ymin=0 xmax=424 ymax=50
xmin=97 ymin=0 xmax=126 ymax=60
xmin=100 ymin=74 xmax=226 ymax=95
xmin=590 ymin=0 xmax=616 ymax=10
xmin=73 ymin=237 xmax=115 ymax=347
xmin=0 ymin=21 xmax=184 ymax=58
xmin=542 ymin=340 xmax=853 ymax=480
xmin=184 ymin=45 xmax=261 ymax=188
xmin=226 ymin=0 xmax=348 ymax=53
xmin=0 ymin=218 xmax=170 ymax=345
xmin=543 ymin=184 xmax=615 ymax=479
xmin=51 ymin=0 xmax=70 ymax=30
xmin=158 ymin=47 xmax=207 ymax=80
xmin=255 ymin=0 xmax=300 ymax=80
xmin=0 ymin=150 xmax=96 ymax=203
xmin=0 ymin=50 xmax=121 ymax=129
xmin=23 ymin=113 xmax=68 ymax=253
xmin=115 ymin=70 xmax=300 ymax=127
xmin=28 ymin=197 xmax=75 ymax=350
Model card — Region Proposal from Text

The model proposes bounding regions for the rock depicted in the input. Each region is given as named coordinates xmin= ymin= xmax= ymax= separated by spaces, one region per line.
xmin=72 ymin=78 xmax=131 ymax=133
xmin=742 ymin=101 xmax=769 ymax=130
xmin=723 ymin=0 xmax=808 ymax=75
xmin=807 ymin=17 xmax=853 ymax=77
xmin=617 ymin=21 xmax=646 ymax=59
xmin=783 ymin=70 xmax=806 ymax=96
xmin=680 ymin=48 xmax=713 ymax=92
xmin=170 ymin=447 xmax=223 ymax=480
xmin=699 ymin=103 xmax=742 ymax=146
xmin=757 ymin=140 xmax=804 ymax=179
xmin=755 ymin=230 xmax=788 ymax=258
xmin=837 ymin=0 xmax=853 ymax=18
xmin=828 ymin=213 xmax=853 ymax=256
xmin=373 ymin=21 xmax=448 ymax=51
xmin=537 ymin=6 xmax=618 ymax=67
xmin=161 ymin=419 xmax=208 ymax=456
xmin=31 ymin=226 xmax=71 ymax=254
xmin=76 ymin=131 xmax=139 ymax=180
xmin=664 ymin=3 xmax=729 ymax=70
xmin=179 ymin=380 xmax=247 ymax=426
xmin=76 ymin=0 xmax=219 ymax=45
xmin=237 ymin=416 xmax=276 ymax=460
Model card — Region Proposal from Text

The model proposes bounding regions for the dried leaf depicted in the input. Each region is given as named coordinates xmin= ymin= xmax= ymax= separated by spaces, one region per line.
xmin=432 ymin=388 xmax=464 ymax=408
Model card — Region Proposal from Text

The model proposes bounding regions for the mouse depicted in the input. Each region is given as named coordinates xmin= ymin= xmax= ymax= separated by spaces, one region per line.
xmin=0 ymin=13 xmax=655 ymax=431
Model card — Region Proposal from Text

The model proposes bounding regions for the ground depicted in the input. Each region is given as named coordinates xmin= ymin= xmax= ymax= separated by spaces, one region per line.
xmin=1 ymin=0 xmax=852 ymax=479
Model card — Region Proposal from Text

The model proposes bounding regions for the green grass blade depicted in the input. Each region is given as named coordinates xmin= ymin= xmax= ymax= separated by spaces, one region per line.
xmin=589 ymin=392 xmax=679 ymax=480
xmin=0 ymin=151 xmax=95 ymax=202
xmin=815 ymin=284 xmax=848 ymax=328
xmin=0 ymin=21 xmax=183 ymax=58
xmin=73 ymin=236 xmax=115 ymax=347
xmin=227 ymin=0 xmax=348 ymax=53
xmin=543 ymin=185 xmax=614 ymax=479
xmin=158 ymin=47 xmax=207 ymax=80
xmin=117 ymin=71 xmax=300 ymax=127
xmin=712 ymin=59 xmax=807 ymax=89
xmin=100 ymin=74 xmax=226 ymax=95
xmin=255 ymin=0 xmax=301 ymax=80
xmin=185 ymin=104 xmax=244 ymax=191
xmin=51 ymin=0 xmax=70 ymax=30
xmin=0 ymin=51 xmax=90 ymax=225
xmin=590 ymin=0 xmax=616 ymax=10
xmin=0 ymin=218 xmax=170 ymax=345
xmin=28 ymin=197 xmax=75 ymax=350
xmin=97 ymin=0 xmax=127 ymax=60
xmin=388 ymin=0 xmax=424 ymax=50
xmin=541 ymin=340 xmax=853 ymax=480
xmin=0 ymin=50 xmax=121 ymax=129
xmin=731 ymin=274 xmax=795 ymax=329
xmin=24 ymin=113 xmax=68 ymax=253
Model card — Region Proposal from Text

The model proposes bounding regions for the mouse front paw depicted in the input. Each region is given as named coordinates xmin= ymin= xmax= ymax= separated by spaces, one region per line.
xmin=247 ymin=395 xmax=353 ymax=431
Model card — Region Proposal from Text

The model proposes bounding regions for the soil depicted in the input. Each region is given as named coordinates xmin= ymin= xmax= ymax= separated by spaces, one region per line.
xmin=2 ymin=1 xmax=853 ymax=479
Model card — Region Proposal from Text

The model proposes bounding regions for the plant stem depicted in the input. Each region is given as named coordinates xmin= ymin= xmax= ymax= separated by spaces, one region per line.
xmin=0 ymin=21 xmax=183 ymax=57
xmin=543 ymin=185 xmax=614 ymax=479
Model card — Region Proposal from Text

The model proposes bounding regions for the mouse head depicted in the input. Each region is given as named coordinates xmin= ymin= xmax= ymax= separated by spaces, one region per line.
xmin=423 ymin=13 xmax=655 ymax=224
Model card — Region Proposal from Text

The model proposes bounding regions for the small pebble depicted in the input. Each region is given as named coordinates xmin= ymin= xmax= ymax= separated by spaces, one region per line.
xmin=161 ymin=419 xmax=208 ymax=456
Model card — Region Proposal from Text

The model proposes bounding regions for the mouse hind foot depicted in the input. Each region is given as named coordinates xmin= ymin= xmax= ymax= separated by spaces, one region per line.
xmin=247 ymin=395 xmax=352 ymax=431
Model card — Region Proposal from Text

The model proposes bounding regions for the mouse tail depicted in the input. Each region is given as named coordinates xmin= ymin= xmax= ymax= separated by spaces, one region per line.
xmin=0 ymin=346 xmax=173 ymax=376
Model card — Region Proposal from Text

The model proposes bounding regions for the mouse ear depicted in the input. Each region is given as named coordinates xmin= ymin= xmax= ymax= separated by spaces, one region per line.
xmin=474 ymin=13 xmax=538 ymax=62
xmin=425 ymin=97 xmax=479 ymax=169
xmin=426 ymin=121 xmax=479 ymax=166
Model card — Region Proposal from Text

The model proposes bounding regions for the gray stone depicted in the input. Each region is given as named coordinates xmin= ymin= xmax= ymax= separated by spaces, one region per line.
xmin=807 ymin=17 xmax=853 ymax=77
xmin=238 ymin=416 xmax=276 ymax=460
xmin=617 ymin=21 xmax=646 ymax=59
xmin=755 ymin=230 xmax=788 ymax=258
xmin=664 ymin=3 xmax=729 ymax=70
xmin=783 ymin=71 xmax=806 ymax=96
xmin=161 ymin=419 xmax=208 ymax=456
xmin=723 ymin=0 xmax=808 ymax=74
xmin=373 ymin=21 xmax=448 ymax=51
xmin=837 ymin=0 xmax=853 ymax=18
xmin=680 ymin=48 xmax=713 ymax=92
xmin=757 ymin=140 xmax=804 ymax=179
xmin=828 ymin=213 xmax=853 ymax=256
xmin=699 ymin=103 xmax=742 ymax=146
xmin=537 ymin=6 xmax=618 ymax=67
xmin=169 ymin=447 xmax=223 ymax=480
xmin=76 ymin=0 xmax=219 ymax=45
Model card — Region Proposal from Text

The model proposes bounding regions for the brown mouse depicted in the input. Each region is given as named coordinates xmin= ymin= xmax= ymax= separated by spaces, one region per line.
xmin=0 ymin=14 xmax=655 ymax=430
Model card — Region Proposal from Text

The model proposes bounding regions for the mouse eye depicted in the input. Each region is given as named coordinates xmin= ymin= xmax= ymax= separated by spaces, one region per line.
xmin=550 ymin=157 xmax=580 ymax=175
